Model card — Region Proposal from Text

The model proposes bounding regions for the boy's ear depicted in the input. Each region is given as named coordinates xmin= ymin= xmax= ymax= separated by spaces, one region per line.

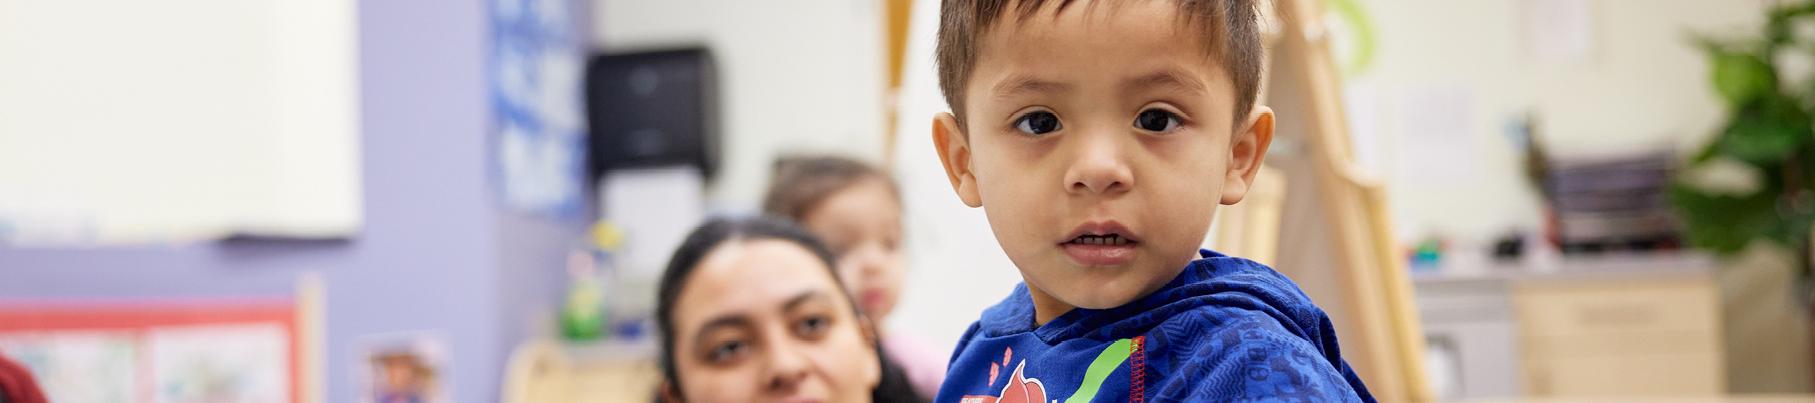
xmin=1221 ymin=106 xmax=1275 ymax=205
xmin=932 ymin=113 xmax=983 ymax=208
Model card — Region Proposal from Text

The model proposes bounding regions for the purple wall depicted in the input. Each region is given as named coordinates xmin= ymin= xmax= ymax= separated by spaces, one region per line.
xmin=0 ymin=0 xmax=582 ymax=400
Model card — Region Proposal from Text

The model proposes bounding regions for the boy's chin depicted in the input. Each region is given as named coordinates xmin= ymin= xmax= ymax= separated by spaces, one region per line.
xmin=1045 ymin=275 xmax=1160 ymax=310
xmin=1052 ymin=288 xmax=1147 ymax=310
xmin=1044 ymin=260 xmax=1183 ymax=309
xmin=1058 ymin=293 xmax=1143 ymax=310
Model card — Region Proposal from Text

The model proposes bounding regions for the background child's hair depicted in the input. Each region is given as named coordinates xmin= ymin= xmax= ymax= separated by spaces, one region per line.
xmin=762 ymin=155 xmax=902 ymax=221
xmin=934 ymin=0 xmax=1264 ymax=126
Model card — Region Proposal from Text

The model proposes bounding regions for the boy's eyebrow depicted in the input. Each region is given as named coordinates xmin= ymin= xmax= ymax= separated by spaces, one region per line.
xmin=990 ymin=71 xmax=1207 ymax=99
xmin=990 ymin=74 xmax=1071 ymax=98
xmin=1124 ymin=70 xmax=1208 ymax=95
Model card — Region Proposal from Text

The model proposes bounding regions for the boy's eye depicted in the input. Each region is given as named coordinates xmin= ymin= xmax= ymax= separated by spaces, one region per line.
xmin=1014 ymin=111 xmax=1062 ymax=136
xmin=1134 ymin=109 xmax=1182 ymax=133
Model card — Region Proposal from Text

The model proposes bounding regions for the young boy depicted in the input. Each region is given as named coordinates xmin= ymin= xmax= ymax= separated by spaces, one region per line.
xmin=928 ymin=0 xmax=1374 ymax=401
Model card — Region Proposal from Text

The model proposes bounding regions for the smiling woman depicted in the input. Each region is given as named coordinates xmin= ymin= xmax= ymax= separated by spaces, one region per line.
xmin=654 ymin=217 xmax=927 ymax=403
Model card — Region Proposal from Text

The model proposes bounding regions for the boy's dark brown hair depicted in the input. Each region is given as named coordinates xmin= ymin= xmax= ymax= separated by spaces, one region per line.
xmin=935 ymin=0 xmax=1263 ymax=127
xmin=763 ymin=155 xmax=901 ymax=221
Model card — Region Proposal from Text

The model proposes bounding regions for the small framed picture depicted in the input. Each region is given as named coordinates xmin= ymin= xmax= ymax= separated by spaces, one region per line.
xmin=357 ymin=333 xmax=448 ymax=403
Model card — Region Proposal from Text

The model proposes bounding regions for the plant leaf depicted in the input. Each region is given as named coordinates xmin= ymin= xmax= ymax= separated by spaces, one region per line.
xmin=1670 ymin=183 xmax=1780 ymax=254
xmin=1720 ymin=98 xmax=1810 ymax=164
xmin=1713 ymin=52 xmax=1778 ymax=106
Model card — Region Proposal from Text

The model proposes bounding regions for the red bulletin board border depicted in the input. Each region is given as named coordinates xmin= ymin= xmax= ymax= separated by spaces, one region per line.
xmin=0 ymin=299 xmax=300 ymax=403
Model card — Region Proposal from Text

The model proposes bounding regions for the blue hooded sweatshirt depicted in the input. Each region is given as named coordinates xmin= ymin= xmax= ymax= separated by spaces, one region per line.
xmin=935 ymin=249 xmax=1374 ymax=403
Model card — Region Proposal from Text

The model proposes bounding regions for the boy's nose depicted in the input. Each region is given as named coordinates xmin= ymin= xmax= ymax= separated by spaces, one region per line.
xmin=1063 ymin=132 xmax=1134 ymax=195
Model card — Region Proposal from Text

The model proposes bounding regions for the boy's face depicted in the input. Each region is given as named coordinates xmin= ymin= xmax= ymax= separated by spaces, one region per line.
xmin=933 ymin=0 xmax=1274 ymax=317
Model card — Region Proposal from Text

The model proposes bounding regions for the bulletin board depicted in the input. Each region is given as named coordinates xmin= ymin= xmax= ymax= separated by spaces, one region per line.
xmin=0 ymin=300 xmax=301 ymax=403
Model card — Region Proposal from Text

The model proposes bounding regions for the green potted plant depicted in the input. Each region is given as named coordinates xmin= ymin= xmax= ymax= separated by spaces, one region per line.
xmin=1677 ymin=1 xmax=1815 ymax=296
xmin=1677 ymin=1 xmax=1815 ymax=388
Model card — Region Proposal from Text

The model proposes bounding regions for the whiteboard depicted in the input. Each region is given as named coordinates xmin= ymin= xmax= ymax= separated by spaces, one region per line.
xmin=0 ymin=0 xmax=361 ymax=244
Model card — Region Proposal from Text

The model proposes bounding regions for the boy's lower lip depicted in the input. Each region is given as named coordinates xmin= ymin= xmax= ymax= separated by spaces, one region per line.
xmin=1060 ymin=242 xmax=1137 ymax=266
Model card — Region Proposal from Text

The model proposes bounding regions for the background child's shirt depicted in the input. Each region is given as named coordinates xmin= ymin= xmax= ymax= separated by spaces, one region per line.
xmin=934 ymin=249 xmax=1374 ymax=403
xmin=884 ymin=331 xmax=948 ymax=398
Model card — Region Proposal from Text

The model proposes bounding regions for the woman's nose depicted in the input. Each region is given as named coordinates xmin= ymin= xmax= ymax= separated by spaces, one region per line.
xmin=764 ymin=342 xmax=811 ymax=393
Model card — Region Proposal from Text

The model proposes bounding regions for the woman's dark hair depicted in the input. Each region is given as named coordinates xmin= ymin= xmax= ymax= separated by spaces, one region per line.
xmin=655 ymin=216 xmax=926 ymax=403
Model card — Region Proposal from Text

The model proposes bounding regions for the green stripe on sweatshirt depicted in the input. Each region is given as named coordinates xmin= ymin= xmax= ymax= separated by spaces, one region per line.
xmin=1064 ymin=338 xmax=1133 ymax=403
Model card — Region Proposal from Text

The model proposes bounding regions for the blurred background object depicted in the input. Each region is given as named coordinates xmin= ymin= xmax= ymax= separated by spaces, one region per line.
xmin=1544 ymin=150 xmax=1682 ymax=254
xmin=3 ymin=0 xmax=1815 ymax=402
xmin=0 ymin=0 xmax=362 ymax=245
xmin=0 ymin=346 xmax=50 ymax=403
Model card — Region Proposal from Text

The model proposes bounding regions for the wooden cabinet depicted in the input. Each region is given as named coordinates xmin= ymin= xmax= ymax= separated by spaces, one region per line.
xmin=1512 ymin=272 xmax=1725 ymax=397
xmin=1415 ymin=255 xmax=1728 ymax=399
xmin=505 ymin=341 xmax=662 ymax=403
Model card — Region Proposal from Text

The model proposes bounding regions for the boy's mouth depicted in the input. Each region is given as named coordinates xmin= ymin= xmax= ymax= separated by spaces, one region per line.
xmin=1059 ymin=221 xmax=1139 ymax=266
xmin=1067 ymin=234 xmax=1132 ymax=246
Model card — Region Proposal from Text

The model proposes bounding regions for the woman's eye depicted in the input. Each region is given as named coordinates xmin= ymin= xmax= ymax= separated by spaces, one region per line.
xmin=1134 ymin=109 xmax=1182 ymax=133
xmin=795 ymin=315 xmax=831 ymax=338
xmin=707 ymin=340 xmax=747 ymax=363
xmin=1014 ymin=111 xmax=1062 ymax=136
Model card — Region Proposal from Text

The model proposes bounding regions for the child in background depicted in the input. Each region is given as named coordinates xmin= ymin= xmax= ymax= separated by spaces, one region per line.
xmin=762 ymin=155 xmax=945 ymax=398
xmin=927 ymin=0 xmax=1373 ymax=401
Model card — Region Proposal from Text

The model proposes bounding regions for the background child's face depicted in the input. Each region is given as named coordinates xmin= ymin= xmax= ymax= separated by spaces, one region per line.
xmin=933 ymin=0 xmax=1273 ymax=313
xmin=801 ymin=178 xmax=907 ymax=323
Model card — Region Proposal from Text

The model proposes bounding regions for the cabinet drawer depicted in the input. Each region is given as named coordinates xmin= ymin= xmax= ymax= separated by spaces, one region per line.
xmin=1514 ymin=278 xmax=1717 ymax=339
xmin=1524 ymin=352 xmax=1724 ymax=396
xmin=1524 ymin=330 xmax=1720 ymax=357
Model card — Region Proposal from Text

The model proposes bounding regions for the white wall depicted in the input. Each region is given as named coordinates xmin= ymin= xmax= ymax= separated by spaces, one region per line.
xmin=888 ymin=0 xmax=1026 ymax=353
xmin=591 ymin=0 xmax=889 ymax=212
xmin=1342 ymin=0 xmax=1770 ymax=241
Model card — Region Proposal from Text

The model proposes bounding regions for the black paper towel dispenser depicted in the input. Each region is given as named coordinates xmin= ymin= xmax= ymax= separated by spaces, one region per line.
xmin=586 ymin=48 xmax=719 ymax=179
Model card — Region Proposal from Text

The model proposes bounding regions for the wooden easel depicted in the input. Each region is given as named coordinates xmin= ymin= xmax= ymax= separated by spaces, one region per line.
xmin=1244 ymin=0 xmax=1435 ymax=401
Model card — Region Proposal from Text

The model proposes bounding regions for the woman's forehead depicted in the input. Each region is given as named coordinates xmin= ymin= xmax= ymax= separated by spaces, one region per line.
xmin=673 ymin=240 xmax=844 ymax=328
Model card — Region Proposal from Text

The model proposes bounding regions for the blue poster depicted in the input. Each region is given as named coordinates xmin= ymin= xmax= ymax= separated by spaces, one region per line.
xmin=490 ymin=0 xmax=586 ymax=217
